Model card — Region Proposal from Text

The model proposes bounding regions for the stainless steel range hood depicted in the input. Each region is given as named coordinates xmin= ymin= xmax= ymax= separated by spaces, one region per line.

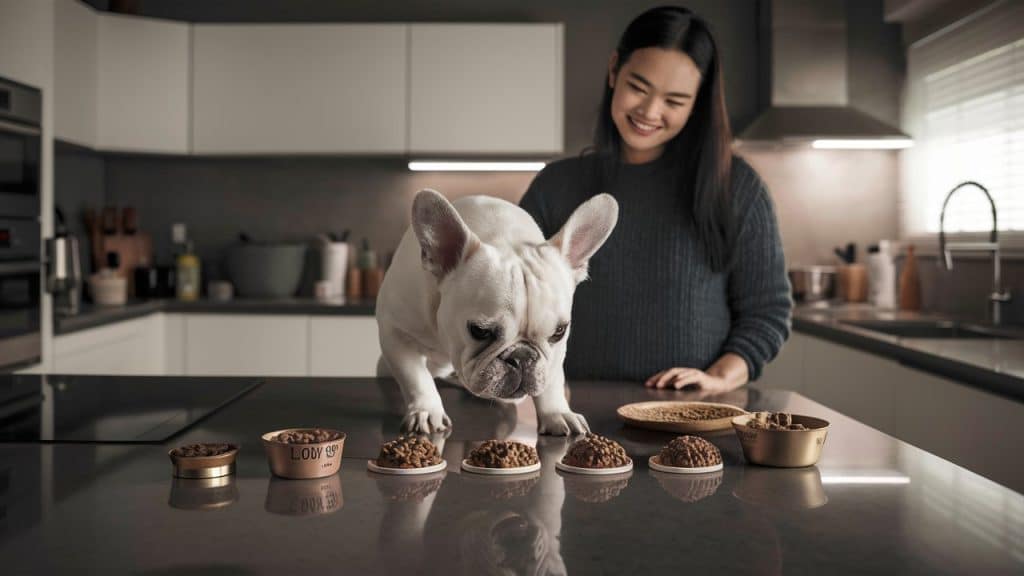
xmin=737 ymin=0 xmax=912 ymax=147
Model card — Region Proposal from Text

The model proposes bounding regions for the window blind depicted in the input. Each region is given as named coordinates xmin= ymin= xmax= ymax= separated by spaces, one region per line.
xmin=901 ymin=0 xmax=1024 ymax=237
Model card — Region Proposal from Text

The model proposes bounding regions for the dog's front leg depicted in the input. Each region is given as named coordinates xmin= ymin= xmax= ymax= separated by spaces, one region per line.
xmin=380 ymin=325 xmax=451 ymax=434
xmin=532 ymin=368 xmax=589 ymax=436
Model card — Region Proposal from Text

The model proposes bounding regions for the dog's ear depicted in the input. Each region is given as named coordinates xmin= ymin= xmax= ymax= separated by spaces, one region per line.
xmin=412 ymin=189 xmax=479 ymax=278
xmin=548 ymin=193 xmax=619 ymax=284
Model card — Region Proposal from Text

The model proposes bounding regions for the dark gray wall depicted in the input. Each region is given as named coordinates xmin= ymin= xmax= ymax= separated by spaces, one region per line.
xmin=53 ymin=141 xmax=105 ymax=272
xmin=910 ymin=255 xmax=1023 ymax=325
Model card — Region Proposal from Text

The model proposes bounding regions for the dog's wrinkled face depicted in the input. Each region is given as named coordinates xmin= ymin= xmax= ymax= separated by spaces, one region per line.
xmin=437 ymin=242 xmax=575 ymax=400
xmin=411 ymin=189 xmax=618 ymax=402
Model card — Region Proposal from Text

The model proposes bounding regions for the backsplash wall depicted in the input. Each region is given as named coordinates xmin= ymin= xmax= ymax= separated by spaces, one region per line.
xmin=100 ymin=155 xmax=534 ymax=269
xmin=92 ymin=146 xmax=904 ymax=272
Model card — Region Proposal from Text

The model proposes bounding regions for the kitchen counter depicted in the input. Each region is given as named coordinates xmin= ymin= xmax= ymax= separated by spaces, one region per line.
xmin=793 ymin=304 xmax=1024 ymax=402
xmin=0 ymin=375 xmax=1021 ymax=574
xmin=55 ymin=296 xmax=377 ymax=335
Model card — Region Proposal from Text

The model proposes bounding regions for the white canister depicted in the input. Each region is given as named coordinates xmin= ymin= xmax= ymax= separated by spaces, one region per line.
xmin=320 ymin=242 xmax=349 ymax=297
xmin=868 ymin=240 xmax=897 ymax=309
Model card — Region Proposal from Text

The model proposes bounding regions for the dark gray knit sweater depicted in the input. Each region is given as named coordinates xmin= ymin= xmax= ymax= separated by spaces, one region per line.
xmin=519 ymin=153 xmax=792 ymax=382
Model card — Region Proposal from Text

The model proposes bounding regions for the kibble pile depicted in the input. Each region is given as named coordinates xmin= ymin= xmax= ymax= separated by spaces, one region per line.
xmin=562 ymin=434 xmax=630 ymax=469
xmin=634 ymin=404 xmax=745 ymax=422
xmin=748 ymin=412 xmax=808 ymax=431
xmin=172 ymin=443 xmax=233 ymax=458
xmin=377 ymin=435 xmax=443 ymax=469
xmin=274 ymin=429 xmax=341 ymax=444
xmin=659 ymin=435 xmax=722 ymax=468
xmin=468 ymin=440 xmax=539 ymax=468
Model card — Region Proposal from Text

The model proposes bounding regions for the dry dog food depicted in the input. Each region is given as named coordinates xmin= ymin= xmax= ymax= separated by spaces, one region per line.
xmin=659 ymin=436 xmax=722 ymax=468
xmin=562 ymin=434 xmax=630 ymax=468
xmin=639 ymin=404 xmax=745 ymax=422
xmin=376 ymin=435 xmax=443 ymax=469
xmin=468 ymin=440 xmax=539 ymax=468
xmin=172 ymin=443 xmax=234 ymax=458
xmin=748 ymin=412 xmax=808 ymax=431
xmin=274 ymin=429 xmax=341 ymax=444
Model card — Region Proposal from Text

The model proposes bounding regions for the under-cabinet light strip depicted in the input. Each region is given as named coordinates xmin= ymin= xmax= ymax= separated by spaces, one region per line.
xmin=408 ymin=161 xmax=547 ymax=172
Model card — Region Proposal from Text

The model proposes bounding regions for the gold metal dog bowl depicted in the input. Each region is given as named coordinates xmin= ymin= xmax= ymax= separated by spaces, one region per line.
xmin=261 ymin=428 xmax=346 ymax=479
xmin=731 ymin=414 xmax=829 ymax=468
xmin=168 ymin=444 xmax=239 ymax=479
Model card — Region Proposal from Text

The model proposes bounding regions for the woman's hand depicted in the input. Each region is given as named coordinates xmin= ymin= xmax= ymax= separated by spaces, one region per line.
xmin=644 ymin=353 xmax=750 ymax=394
xmin=645 ymin=367 xmax=731 ymax=392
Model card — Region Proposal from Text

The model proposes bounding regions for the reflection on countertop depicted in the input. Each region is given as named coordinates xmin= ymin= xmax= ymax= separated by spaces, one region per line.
xmin=0 ymin=376 xmax=1022 ymax=574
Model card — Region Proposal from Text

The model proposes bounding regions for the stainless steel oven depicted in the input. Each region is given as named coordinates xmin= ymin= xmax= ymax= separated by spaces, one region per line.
xmin=0 ymin=76 xmax=41 ymax=371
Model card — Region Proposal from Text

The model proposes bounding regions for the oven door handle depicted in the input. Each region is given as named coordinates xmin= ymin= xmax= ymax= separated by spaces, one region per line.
xmin=0 ymin=117 xmax=41 ymax=136
xmin=0 ymin=261 xmax=40 ymax=275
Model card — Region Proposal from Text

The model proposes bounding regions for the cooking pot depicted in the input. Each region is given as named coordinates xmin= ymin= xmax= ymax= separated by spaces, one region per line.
xmin=788 ymin=266 xmax=836 ymax=302
xmin=226 ymin=242 xmax=307 ymax=298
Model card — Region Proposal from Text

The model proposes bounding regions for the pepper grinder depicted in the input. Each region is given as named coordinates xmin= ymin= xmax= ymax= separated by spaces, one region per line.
xmin=346 ymin=240 xmax=363 ymax=300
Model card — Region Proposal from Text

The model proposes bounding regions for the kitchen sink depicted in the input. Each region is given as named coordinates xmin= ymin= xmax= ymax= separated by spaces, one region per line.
xmin=838 ymin=319 xmax=1019 ymax=340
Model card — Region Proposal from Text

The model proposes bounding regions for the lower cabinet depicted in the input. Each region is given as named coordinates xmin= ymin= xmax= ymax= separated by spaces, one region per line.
xmin=759 ymin=331 xmax=1024 ymax=492
xmin=309 ymin=316 xmax=381 ymax=377
xmin=51 ymin=313 xmax=382 ymax=377
xmin=53 ymin=314 xmax=166 ymax=375
xmin=184 ymin=314 xmax=309 ymax=376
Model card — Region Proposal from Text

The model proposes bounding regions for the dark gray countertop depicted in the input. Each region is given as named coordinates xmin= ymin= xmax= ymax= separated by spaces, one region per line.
xmin=55 ymin=296 xmax=377 ymax=335
xmin=0 ymin=376 xmax=1021 ymax=574
xmin=793 ymin=304 xmax=1024 ymax=402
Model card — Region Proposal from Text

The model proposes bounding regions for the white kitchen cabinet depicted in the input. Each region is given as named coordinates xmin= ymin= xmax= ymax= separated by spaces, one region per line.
xmin=163 ymin=313 xmax=186 ymax=375
xmin=798 ymin=334 xmax=1024 ymax=492
xmin=0 ymin=0 xmax=55 ymax=91
xmin=408 ymin=24 xmax=564 ymax=155
xmin=755 ymin=332 xmax=807 ymax=392
xmin=191 ymin=24 xmax=407 ymax=154
xmin=54 ymin=0 xmax=98 ymax=147
xmin=184 ymin=314 xmax=308 ymax=376
xmin=97 ymin=13 xmax=189 ymax=153
xmin=309 ymin=316 xmax=381 ymax=377
xmin=53 ymin=314 xmax=164 ymax=375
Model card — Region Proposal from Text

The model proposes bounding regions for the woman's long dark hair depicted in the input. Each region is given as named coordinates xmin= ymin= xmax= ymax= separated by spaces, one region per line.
xmin=591 ymin=5 xmax=736 ymax=272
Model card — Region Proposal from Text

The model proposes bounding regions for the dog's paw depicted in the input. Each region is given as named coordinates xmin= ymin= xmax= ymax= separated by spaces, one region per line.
xmin=537 ymin=410 xmax=590 ymax=436
xmin=401 ymin=407 xmax=452 ymax=434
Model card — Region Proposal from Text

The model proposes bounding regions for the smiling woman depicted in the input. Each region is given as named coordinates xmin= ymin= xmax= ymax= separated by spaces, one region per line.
xmin=520 ymin=5 xmax=792 ymax=393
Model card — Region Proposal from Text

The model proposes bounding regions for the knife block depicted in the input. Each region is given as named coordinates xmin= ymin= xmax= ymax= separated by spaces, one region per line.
xmin=101 ymin=234 xmax=153 ymax=297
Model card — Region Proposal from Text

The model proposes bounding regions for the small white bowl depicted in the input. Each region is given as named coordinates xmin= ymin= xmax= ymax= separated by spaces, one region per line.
xmin=555 ymin=459 xmax=633 ymax=476
xmin=461 ymin=459 xmax=542 ymax=475
xmin=367 ymin=459 xmax=448 ymax=475
xmin=648 ymin=455 xmax=724 ymax=475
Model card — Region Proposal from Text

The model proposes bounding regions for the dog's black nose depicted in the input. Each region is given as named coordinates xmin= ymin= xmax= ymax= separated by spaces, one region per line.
xmin=501 ymin=345 xmax=538 ymax=371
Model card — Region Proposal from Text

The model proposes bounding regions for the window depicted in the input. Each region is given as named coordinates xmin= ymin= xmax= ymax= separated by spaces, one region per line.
xmin=901 ymin=0 xmax=1024 ymax=240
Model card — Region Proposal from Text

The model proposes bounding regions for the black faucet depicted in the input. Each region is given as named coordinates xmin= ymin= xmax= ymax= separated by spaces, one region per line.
xmin=938 ymin=181 xmax=1011 ymax=325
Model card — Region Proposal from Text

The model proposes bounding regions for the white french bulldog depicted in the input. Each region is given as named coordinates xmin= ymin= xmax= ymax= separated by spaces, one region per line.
xmin=376 ymin=189 xmax=618 ymax=436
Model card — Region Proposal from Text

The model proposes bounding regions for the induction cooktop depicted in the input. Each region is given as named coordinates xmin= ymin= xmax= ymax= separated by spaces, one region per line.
xmin=0 ymin=375 xmax=261 ymax=443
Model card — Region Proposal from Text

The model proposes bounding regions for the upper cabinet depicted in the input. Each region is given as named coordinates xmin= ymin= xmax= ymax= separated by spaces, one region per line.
xmin=192 ymin=24 xmax=407 ymax=155
xmin=408 ymin=24 xmax=564 ymax=155
xmin=44 ymin=11 xmax=565 ymax=156
xmin=96 ymin=13 xmax=189 ymax=154
xmin=0 ymin=0 xmax=54 ymax=92
xmin=55 ymin=0 xmax=98 ymax=147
